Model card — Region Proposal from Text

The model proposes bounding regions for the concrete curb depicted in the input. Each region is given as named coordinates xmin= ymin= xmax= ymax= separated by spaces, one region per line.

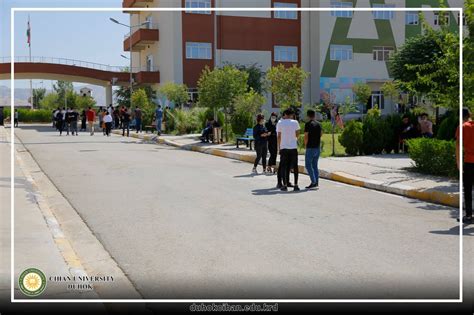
xmin=114 ymin=130 xmax=459 ymax=208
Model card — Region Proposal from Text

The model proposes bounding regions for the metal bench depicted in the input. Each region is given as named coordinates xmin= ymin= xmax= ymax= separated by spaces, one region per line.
xmin=236 ymin=128 xmax=254 ymax=150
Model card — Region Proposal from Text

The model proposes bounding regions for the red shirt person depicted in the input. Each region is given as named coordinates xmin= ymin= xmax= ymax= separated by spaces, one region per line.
xmin=456 ymin=108 xmax=474 ymax=223
xmin=86 ymin=107 xmax=96 ymax=136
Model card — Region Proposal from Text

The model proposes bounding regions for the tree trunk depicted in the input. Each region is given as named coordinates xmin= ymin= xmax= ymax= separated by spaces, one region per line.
xmin=332 ymin=124 xmax=335 ymax=156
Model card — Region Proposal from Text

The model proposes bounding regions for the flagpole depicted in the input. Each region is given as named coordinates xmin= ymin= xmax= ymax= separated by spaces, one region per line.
xmin=28 ymin=15 xmax=33 ymax=108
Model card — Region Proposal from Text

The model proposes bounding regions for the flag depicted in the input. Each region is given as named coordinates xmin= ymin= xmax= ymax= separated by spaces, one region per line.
xmin=26 ymin=19 xmax=31 ymax=46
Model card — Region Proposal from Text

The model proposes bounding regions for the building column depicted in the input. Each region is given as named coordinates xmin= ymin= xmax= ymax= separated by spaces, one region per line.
xmin=105 ymin=85 xmax=113 ymax=106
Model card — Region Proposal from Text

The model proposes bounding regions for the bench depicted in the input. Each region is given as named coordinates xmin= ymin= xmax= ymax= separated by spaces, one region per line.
xmin=236 ymin=128 xmax=254 ymax=150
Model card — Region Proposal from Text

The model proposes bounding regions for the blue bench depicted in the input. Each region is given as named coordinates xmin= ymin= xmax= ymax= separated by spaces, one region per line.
xmin=236 ymin=128 xmax=254 ymax=150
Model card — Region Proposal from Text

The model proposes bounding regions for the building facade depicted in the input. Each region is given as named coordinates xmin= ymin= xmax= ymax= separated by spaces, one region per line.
xmin=122 ymin=0 xmax=466 ymax=115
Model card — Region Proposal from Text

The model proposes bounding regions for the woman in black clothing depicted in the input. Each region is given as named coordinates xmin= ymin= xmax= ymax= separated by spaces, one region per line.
xmin=265 ymin=112 xmax=278 ymax=174
xmin=252 ymin=114 xmax=270 ymax=174
xmin=80 ymin=110 xmax=87 ymax=131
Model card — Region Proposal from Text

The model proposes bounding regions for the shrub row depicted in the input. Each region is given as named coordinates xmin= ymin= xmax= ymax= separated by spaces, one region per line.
xmin=406 ymin=138 xmax=457 ymax=178
xmin=3 ymin=108 xmax=52 ymax=123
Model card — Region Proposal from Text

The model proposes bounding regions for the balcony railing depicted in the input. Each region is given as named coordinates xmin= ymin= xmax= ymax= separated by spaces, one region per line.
xmin=123 ymin=23 xmax=159 ymax=39
xmin=1 ymin=56 xmax=158 ymax=73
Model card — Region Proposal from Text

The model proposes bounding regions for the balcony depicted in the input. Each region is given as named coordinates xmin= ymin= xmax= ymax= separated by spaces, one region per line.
xmin=131 ymin=66 xmax=160 ymax=84
xmin=123 ymin=24 xmax=159 ymax=52
xmin=122 ymin=0 xmax=154 ymax=13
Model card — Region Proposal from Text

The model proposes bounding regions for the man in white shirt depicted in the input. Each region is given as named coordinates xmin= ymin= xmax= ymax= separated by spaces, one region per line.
xmin=276 ymin=108 xmax=301 ymax=191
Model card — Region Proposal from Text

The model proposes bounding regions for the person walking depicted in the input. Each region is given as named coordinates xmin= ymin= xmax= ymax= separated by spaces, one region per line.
xmin=97 ymin=107 xmax=105 ymax=135
xmin=13 ymin=109 xmax=19 ymax=127
xmin=304 ymin=110 xmax=322 ymax=189
xmin=65 ymin=108 xmax=72 ymax=135
xmin=134 ymin=106 xmax=143 ymax=133
xmin=67 ymin=108 xmax=79 ymax=136
xmin=104 ymin=110 xmax=113 ymax=137
xmin=122 ymin=108 xmax=131 ymax=137
xmin=57 ymin=107 xmax=66 ymax=136
xmin=86 ymin=106 xmax=96 ymax=136
xmin=265 ymin=112 xmax=278 ymax=173
xmin=456 ymin=108 xmax=474 ymax=224
xmin=155 ymin=105 xmax=163 ymax=135
xmin=80 ymin=109 xmax=87 ymax=131
xmin=252 ymin=114 xmax=270 ymax=174
xmin=276 ymin=108 xmax=300 ymax=191
xmin=113 ymin=106 xmax=120 ymax=130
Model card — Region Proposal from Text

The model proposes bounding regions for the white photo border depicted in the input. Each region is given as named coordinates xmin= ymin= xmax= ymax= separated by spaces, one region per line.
xmin=10 ymin=6 xmax=465 ymax=303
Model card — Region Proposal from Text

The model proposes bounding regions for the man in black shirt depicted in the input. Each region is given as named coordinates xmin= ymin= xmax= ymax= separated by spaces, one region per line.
xmin=67 ymin=108 xmax=79 ymax=136
xmin=122 ymin=108 xmax=131 ymax=137
xmin=304 ymin=110 xmax=322 ymax=189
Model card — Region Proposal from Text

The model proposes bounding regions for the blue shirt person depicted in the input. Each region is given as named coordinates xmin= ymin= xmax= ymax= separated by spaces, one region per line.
xmin=155 ymin=105 xmax=163 ymax=134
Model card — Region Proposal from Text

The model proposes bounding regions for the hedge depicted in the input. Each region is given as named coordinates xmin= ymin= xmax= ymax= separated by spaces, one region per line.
xmin=405 ymin=138 xmax=457 ymax=178
xmin=3 ymin=108 xmax=53 ymax=123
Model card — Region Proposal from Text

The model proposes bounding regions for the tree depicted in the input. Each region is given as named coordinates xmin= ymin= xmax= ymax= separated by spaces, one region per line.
xmin=32 ymin=88 xmax=46 ymax=108
xmin=231 ymin=89 xmax=267 ymax=135
xmin=380 ymin=81 xmax=399 ymax=111
xmin=115 ymin=85 xmax=156 ymax=109
xmin=352 ymin=82 xmax=372 ymax=109
xmin=266 ymin=64 xmax=309 ymax=111
xmin=464 ymin=1 xmax=474 ymax=109
xmin=39 ymin=92 xmax=60 ymax=110
xmin=53 ymin=80 xmax=74 ymax=102
xmin=197 ymin=65 xmax=249 ymax=141
xmin=390 ymin=20 xmax=460 ymax=111
xmin=158 ymin=82 xmax=189 ymax=108
xmin=131 ymin=88 xmax=154 ymax=126
xmin=233 ymin=63 xmax=266 ymax=95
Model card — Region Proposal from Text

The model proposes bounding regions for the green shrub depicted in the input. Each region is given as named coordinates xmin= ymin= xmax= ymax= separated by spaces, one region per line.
xmin=165 ymin=108 xmax=203 ymax=135
xmin=3 ymin=108 xmax=52 ymax=123
xmin=384 ymin=114 xmax=403 ymax=154
xmin=436 ymin=111 xmax=458 ymax=141
xmin=199 ymin=108 xmax=225 ymax=129
xmin=321 ymin=120 xmax=342 ymax=134
xmin=231 ymin=111 xmax=253 ymax=136
xmin=406 ymin=138 xmax=457 ymax=177
xmin=339 ymin=120 xmax=363 ymax=156
xmin=362 ymin=115 xmax=391 ymax=155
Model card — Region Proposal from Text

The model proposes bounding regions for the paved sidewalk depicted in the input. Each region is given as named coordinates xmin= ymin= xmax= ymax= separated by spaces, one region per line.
xmin=114 ymin=130 xmax=459 ymax=207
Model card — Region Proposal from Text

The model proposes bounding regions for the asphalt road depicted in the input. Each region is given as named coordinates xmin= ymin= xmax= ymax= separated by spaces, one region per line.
xmin=14 ymin=124 xmax=463 ymax=299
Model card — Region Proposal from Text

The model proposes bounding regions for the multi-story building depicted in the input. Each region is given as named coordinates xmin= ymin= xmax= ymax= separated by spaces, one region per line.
xmin=122 ymin=0 xmax=466 ymax=115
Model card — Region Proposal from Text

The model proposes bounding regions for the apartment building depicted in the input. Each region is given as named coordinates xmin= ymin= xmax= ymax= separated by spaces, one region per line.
xmin=122 ymin=0 xmax=466 ymax=115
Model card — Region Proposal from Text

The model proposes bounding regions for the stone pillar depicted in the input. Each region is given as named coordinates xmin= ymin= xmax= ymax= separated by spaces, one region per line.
xmin=105 ymin=85 xmax=113 ymax=107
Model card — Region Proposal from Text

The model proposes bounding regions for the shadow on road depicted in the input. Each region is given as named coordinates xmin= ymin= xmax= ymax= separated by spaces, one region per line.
xmin=252 ymin=187 xmax=309 ymax=195
xmin=430 ymin=224 xmax=474 ymax=236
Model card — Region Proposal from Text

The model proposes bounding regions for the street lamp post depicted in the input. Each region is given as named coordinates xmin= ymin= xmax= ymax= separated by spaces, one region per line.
xmin=109 ymin=18 xmax=147 ymax=109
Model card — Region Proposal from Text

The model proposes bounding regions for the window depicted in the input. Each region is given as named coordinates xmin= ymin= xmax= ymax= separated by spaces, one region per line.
xmin=434 ymin=12 xmax=450 ymax=25
xmin=274 ymin=46 xmax=298 ymax=62
xmin=458 ymin=13 xmax=467 ymax=26
xmin=330 ymin=1 xmax=353 ymax=18
xmin=372 ymin=4 xmax=395 ymax=20
xmin=372 ymin=46 xmax=394 ymax=61
xmin=406 ymin=11 xmax=419 ymax=25
xmin=145 ymin=15 xmax=153 ymax=29
xmin=371 ymin=92 xmax=384 ymax=110
xmin=146 ymin=55 xmax=153 ymax=71
xmin=186 ymin=42 xmax=212 ymax=60
xmin=274 ymin=2 xmax=298 ymax=19
xmin=185 ymin=0 xmax=211 ymax=14
xmin=330 ymin=45 xmax=353 ymax=61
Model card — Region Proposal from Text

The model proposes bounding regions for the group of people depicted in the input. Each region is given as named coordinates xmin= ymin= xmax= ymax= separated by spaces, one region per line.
xmin=251 ymin=108 xmax=322 ymax=192
xmin=52 ymin=104 xmax=165 ymax=137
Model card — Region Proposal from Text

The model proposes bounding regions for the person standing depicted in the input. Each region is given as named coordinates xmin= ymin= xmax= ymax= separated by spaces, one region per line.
xmin=155 ymin=105 xmax=163 ymax=135
xmin=86 ymin=106 xmax=96 ymax=136
xmin=456 ymin=108 xmax=474 ymax=224
xmin=80 ymin=109 xmax=87 ymax=131
xmin=97 ymin=107 xmax=104 ymax=135
xmin=252 ymin=114 xmax=270 ymax=174
xmin=13 ymin=109 xmax=19 ymax=127
xmin=265 ymin=112 xmax=278 ymax=173
xmin=304 ymin=110 xmax=323 ymax=189
xmin=67 ymin=108 xmax=79 ymax=136
xmin=134 ymin=106 xmax=142 ymax=133
xmin=419 ymin=113 xmax=433 ymax=138
xmin=104 ymin=110 xmax=113 ymax=137
xmin=276 ymin=108 xmax=300 ymax=191
xmin=65 ymin=108 xmax=72 ymax=136
xmin=122 ymin=108 xmax=131 ymax=137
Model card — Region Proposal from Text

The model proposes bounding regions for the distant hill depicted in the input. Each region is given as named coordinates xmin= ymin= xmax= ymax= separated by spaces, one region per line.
xmin=0 ymin=85 xmax=106 ymax=106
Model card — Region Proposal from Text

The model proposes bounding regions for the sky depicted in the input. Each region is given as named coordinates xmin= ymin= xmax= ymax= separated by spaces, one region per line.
xmin=1 ymin=0 xmax=131 ymax=89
